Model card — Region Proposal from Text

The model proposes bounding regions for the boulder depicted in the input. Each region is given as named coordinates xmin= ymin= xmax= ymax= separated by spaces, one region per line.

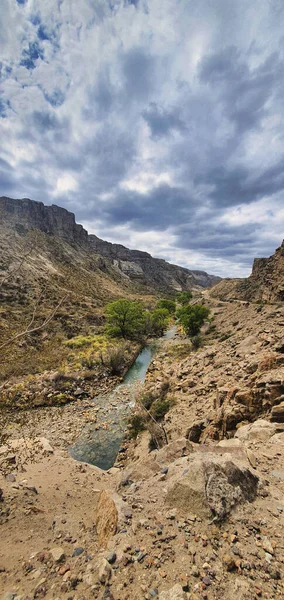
xmin=95 ymin=490 xmax=118 ymax=549
xmin=235 ymin=419 xmax=276 ymax=442
xmin=271 ymin=401 xmax=284 ymax=422
xmin=166 ymin=454 xmax=258 ymax=521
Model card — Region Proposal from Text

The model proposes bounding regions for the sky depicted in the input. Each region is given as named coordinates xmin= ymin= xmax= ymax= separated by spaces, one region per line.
xmin=1 ymin=0 xmax=284 ymax=277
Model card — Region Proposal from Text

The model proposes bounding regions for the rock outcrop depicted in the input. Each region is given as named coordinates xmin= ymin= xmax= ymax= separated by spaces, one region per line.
xmin=210 ymin=240 xmax=284 ymax=302
xmin=0 ymin=196 xmax=88 ymax=246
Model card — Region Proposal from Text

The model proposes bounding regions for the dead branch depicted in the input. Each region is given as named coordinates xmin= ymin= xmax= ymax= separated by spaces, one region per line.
xmin=0 ymin=232 xmax=39 ymax=288
xmin=0 ymin=293 xmax=68 ymax=352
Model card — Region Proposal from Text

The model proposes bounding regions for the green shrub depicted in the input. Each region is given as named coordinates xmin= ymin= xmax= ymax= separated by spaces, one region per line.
xmin=156 ymin=299 xmax=176 ymax=315
xmin=128 ymin=414 xmax=146 ymax=439
xmin=176 ymin=304 xmax=210 ymax=336
xmin=139 ymin=391 xmax=156 ymax=410
xmin=176 ymin=291 xmax=192 ymax=305
xmin=219 ymin=331 xmax=233 ymax=342
xmin=150 ymin=397 xmax=175 ymax=420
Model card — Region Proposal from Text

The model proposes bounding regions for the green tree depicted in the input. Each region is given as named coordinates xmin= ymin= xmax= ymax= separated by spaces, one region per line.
xmin=105 ymin=299 xmax=146 ymax=339
xmin=156 ymin=298 xmax=176 ymax=314
xmin=176 ymin=290 xmax=192 ymax=305
xmin=176 ymin=304 xmax=210 ymax=337
xmin=149 ymin=308 xmax=170 ymax=336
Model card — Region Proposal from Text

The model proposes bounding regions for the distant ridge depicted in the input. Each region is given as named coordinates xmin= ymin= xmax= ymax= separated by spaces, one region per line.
xmin=0 ymin=196 xmax=220 ymax=292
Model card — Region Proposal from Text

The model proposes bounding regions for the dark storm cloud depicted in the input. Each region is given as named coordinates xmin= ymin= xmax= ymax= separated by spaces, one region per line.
xmin=199 ymin=47 xmax=283 ymax=134
xmin=122 ymin=47 xmax=156 ymax=100
xmin=102 ymin=185 xmax=196 ymax=230
xmin=198 ymin=159 xmax=284 ymax=208
xmin=142 ymin=103 xmax=185 ymax=138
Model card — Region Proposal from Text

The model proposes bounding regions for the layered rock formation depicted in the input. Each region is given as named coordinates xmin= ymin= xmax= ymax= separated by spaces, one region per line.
xmin=89 ymin=234 xmax=220 ymax=291
xmin=210 ymin=240 xmax=284 ymax=302
xmin=0 ymin=196 xmax=220 ymax=293
xmin=0 ymin=196 xmax=88 ymax=245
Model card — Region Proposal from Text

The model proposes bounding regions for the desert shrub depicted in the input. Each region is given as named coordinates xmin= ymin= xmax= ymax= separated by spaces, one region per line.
xmin=63 ymin=335 xmax=95 ymax=348
xmin=128 ymin=414 xmax=146 ymax=439
xmin=106 ymin=342 xmax=130 ymax=375
xmin=168 ymin=343 xmax=192 ymax=358
xmin=150 ymin=396 xmax=175 ymax=420
xmin=80 ymin=354 xmax=97 ymax=369
xmin=258 ymin=353 xmax=277 ymax=372
xmin=205 ymin=324 xmax=216 ymax=335
xmin=139 ymin=391 xmax=156 ymax=410
xmin=191 ymin=334 xmax=202 ymax=350
xmin=219 ymin=331 xmax=233 ymax=342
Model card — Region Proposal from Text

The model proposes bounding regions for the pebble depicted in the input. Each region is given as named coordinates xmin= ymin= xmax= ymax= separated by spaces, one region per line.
xmin=106 ymin=552 xmax=117 ymax=564
xmin=222 ymin=553 xmax=236 ymax=571
xmin=160 ymin=467 xmax=168 ymax=474
xmin=50 ymin=547 xmax=65 ymax=563
xmin=262 ymin=537 xmax=274 ymax=555
xmin=98 ymin=558 xmax=112 ymax=584
xmin=72 ymin=547 xmax=84 ymax=557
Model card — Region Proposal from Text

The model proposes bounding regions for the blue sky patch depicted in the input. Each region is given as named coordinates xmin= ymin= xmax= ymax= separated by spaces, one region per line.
xmin=20 ymin=41 xmax=44 ymax=69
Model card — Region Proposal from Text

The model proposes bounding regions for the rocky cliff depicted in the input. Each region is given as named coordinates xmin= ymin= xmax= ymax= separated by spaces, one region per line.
xmin=210 ymin=240 xmax=284 ymax=303
xmin=0 ymin=196 xmax=88 ymax=245
xmin=0 ymin=196 xmax=220 ymax=292
xmin=89 ymin=234 xmax=220 ymax=291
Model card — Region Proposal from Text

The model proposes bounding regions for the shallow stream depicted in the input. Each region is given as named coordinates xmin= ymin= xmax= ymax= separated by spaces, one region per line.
xmin=68 ymin=326 xmax=176 ymax=470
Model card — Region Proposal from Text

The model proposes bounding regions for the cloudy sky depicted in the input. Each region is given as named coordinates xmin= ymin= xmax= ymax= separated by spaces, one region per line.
xmin=1 ymin=0 xmax=284 ymax=277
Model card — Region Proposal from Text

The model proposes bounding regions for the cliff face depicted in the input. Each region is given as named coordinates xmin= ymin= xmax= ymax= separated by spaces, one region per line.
xmin=0 ymin=196 xmax=88 ymax=245
xmin=249 ymin=241 xmax=284 ymax=301
xmin=210 ymin=240 xmax=284 ymax=302
xmin=89 ymin=234 xmax=220 ymax=290
xmin=0 ymin=196 xmax=220 ymax=292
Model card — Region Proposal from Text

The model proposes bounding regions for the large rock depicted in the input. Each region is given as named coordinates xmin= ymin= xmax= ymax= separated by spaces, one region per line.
xmin=235 ymin=419 xmax=276 ymax=442
xmin=95 ymin=490 xmax=118 ymax=549
xmin=166 ymin=454 xmax=258 ymax=521
xmin=271 ymin=401 xmax=284 ymax=422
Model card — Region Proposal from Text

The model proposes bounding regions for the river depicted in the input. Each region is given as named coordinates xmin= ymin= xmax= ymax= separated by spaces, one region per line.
xmin=68 ymin=326 xmax=176 ymax=470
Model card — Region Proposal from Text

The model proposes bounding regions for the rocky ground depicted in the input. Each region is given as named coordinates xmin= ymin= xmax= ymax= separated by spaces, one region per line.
xmin=1 ymin=298 xmax=284 ymax=600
